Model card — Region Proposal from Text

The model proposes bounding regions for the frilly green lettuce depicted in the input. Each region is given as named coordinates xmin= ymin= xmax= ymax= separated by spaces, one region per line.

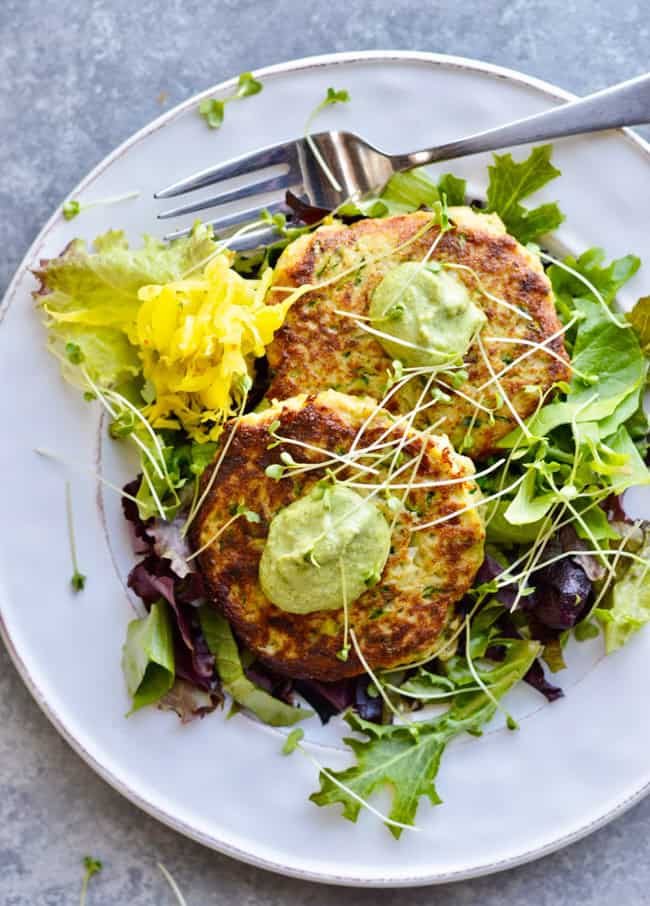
xmin=34 ymin=224 xmax=216 ymax=388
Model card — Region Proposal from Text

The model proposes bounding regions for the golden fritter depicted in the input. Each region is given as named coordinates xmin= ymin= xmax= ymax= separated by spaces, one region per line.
xmin=191 ymin=391 xmax=485 ymax=681
xmin=265 ymin=209 xmax=570 ymax=459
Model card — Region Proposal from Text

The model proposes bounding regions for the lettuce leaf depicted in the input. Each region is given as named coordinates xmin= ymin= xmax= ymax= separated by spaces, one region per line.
xmin=566 ymin=296 xmax=646 ymax=422
xmin=337 ymin=169 xmax=467 ymax=218
xmin=310 ymin=638 xmax=539 ymax=837
xmin=122 ymin=600 xmax=175 ymax=713
xmin=627 ymin=296 xmax=650 ymax=354
xmin=436 ymin=172 xmax=467 ymax=206
xmin=548 ymin=247 xmax=641 ymax=310
xmin=34 ymin=225 xmax=216 ymax=387
xmin=500 ymin=252 xmax=646 ymax=449
xmin=595 ymin=525 xmax=650 ymax=653
xmin=504 ymin=468 xmax=556 ymax=525
xmin=199 ymin=607 xmax=312 ymax=726
xmin=485 ymin=145 xmax=564 ymax=243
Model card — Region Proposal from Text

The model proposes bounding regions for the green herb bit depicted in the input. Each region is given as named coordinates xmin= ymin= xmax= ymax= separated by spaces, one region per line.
xmin=314 ymin=86 xmax=351 ymax=114
xmin=65 ymin=341 xmax=85 ymax=364
xmin=198 ymin=97 xmax=225 ymax=129
xmin=282 ymin=727 xmax=305 ymax=755
xmin=265 ymin=463 xmax=285 ymax=480
xmin=63 ymin=199 xmax=81 ymax=220
xmin=79 ymin=856 xmax=102 ymax=906
xmin=236 ymin=71 xmax=263 ymax=98
xmin=236 ymin=503 xmax=261 ymax=524
xmin=62 ymin=191 xmax=140 ymax=221
xmin=261 ymin=209 xmax=288 ymax=232
xmin=199 ymin=71 xmax=263 ymax=129
xmin=65 ymin=482 xmax=86 ymax=593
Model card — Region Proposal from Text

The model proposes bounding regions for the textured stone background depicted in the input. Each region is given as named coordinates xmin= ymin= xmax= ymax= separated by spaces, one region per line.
xmin=1 ymin=1 xmax=649 ymax=903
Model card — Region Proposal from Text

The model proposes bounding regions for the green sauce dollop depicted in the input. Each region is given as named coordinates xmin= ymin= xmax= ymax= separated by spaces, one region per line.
xmin=369 ymin=262 xmax=486 ymax=368
xmin=259 ymin=485 xmax=391 ymax=614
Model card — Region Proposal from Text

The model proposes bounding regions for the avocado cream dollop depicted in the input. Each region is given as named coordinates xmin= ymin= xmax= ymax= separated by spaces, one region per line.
xmin=369 ymin=262 xmax=486 ymax=368
xmin=259 ymin=484 xmax=391 ymax=614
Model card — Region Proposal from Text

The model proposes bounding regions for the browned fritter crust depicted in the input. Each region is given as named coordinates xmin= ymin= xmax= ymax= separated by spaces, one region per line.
xmin=191 ymin=391 xmax=485 ymax=681
xmin=265 ymin=210 xmax=570 ymax=458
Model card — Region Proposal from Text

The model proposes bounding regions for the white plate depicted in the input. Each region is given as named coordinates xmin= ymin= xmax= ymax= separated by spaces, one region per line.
xmin=1 ymin=51 xmax=649 ymax=887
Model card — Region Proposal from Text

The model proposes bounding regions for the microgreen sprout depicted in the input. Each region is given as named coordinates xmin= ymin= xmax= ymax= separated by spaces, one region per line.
xmin=62 ymin=191 xmax=140 ymax=221
xmin=180 ymin=218 xmax=275 ymax=278
xmin=464 ymin=615 xmax=518 ymax=730
xmin=382 ymin=680 xmax=490 ymax=701
xmin=36 ymin=448 xmax=142 ymax=506
xmin=270 ymin=213 xmax=439 ymax=304
xmin=282 ymin=727 xmax=305 ymax=754
xmin=413 ymin=472 xmax=527 ymax=532
xmin=182 ymin=390 xmax=249 ymax=536
xmin=188 ymin=502 xmax=260 ymax=561
xmin=157 ymin=863 xmax=188 ymax=906
xmin=476 ymin=333 xmax=531 ymax=438
xmin=480 ymin=319 xmax=592 ymax=387
xmin=349 ymin=629 xmax=413 ymax=728
xmin=65 ymin=341 xmax=84 ymax=364
xmin=304 ymin=87 xmax=351 ymax=191
xmin=79 ymin=856 xmax=102 ymax=906
xmin=78 ymin=369 xmax=171 ymax=521
xmin=539 ymin=250 xmax=629 ymax=329
xmin=441 ymin=261 xmax=534 ymax=322
xmin=589 ymin=520 xmax=643 ymax=613
xmin=66 ymin=481 xmax=86 ymax=593
xmin=337 ymin=558 xmax=351 ymax=661
xmin=199 ymin=72 xmax=262 ymax=129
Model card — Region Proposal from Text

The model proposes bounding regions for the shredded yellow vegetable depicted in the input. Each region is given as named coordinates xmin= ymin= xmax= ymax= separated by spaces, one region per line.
xmin=131 ymin=253 xmax=290 ymax=441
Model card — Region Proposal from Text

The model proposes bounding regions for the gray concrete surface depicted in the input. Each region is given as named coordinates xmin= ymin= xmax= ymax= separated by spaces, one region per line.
xmin=1 ymin=0 xmax=649 ymax=902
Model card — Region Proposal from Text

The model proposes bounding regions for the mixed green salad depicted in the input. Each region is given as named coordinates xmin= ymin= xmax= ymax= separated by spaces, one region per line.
xmin=35 ymin=89 xmax=650 ymax=836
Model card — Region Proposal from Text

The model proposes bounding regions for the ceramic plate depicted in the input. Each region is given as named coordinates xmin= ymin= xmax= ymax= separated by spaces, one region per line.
xmin=1 ymin=51 xmax=649 ymax=887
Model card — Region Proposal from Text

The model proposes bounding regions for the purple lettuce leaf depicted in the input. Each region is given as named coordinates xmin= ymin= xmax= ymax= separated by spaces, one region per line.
xmin=174 ymin=630 xmax=216 ymax=691
xmin=603 ymin=493 xmax=632 ymax=524
xmin=530 ymin=557 xmax=592 ymax=631
xmin=559 ymin=525 xmax=606 ymax=582
xmin=122 ymin=477 xmax=152 ymax=553
xmin=285 ymin=190 xmax=332 ymax=225
xmin=293 ymin=679 xmax=355 ymax=724
xmin=474 ymin=554 xmax=518 ymax=608
xmin=354 ymin=676 xmax=383 ymax=723
xmin=523 ymin=659 xmax=564 ymax=702
xmin=147 ymin=516 xmax=192 ymax=578
xmin=127 ymin=555 xmax=212 ymax=678
xmin=158 ymin=678 xmax=223 ymax=724
xmin=244 ymin=661 xmax=294 ymax=704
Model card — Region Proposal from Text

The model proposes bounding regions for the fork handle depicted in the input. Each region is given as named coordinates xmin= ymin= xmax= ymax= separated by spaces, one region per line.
xmin=393 ymin=72 xmax=650 ymax=169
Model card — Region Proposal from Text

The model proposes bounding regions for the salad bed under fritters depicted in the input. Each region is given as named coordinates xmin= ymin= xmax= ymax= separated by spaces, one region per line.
xmin=266 ymin=209 xmax=570 ymax=459
xmin=191 ymin=390 xmax=485 ymax=681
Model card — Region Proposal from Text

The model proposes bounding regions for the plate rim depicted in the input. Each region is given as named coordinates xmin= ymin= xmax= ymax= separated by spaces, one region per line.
xmin=2 ymin=49 xmax=649 ymax=888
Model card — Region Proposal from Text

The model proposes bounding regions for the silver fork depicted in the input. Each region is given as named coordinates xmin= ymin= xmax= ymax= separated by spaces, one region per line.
xmin=155 ymin=72 xmax=650 ymax=244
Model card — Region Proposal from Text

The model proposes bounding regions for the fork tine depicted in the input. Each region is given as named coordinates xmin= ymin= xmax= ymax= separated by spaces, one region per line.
xmin=154 ymin=139 xmax=300 ymax=199
xmin=157 ymin=173 xmax=295 ymax=220
xmin=163 ymin=200 xmax=288 ymax=241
